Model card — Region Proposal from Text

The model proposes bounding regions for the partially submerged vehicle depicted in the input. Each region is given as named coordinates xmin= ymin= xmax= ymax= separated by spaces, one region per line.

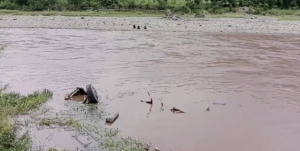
xmin=65 ymin=84 xmax=99 ymax=104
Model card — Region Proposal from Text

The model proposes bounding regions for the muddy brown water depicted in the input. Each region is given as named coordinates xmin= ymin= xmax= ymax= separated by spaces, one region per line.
xmin=0 ymin=29 xmax=300 ymax=151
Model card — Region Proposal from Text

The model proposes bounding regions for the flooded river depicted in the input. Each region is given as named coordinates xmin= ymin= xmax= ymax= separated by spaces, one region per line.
xmin=0 ymin=29 xmax=300 ymax=151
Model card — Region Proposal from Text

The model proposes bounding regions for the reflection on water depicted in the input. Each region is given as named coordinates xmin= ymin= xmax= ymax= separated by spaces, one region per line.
xmin=0 ymin=29 xmax=299 ymax=151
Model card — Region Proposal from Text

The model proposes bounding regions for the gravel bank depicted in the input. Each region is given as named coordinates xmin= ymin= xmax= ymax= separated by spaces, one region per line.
xmin=0 ymin=15 xmax=299 ymax=34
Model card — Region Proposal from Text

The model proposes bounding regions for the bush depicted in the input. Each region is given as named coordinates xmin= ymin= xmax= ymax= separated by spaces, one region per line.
xmin=157 ymin=0 xmax=167 ymax=10
xmin=28 ymin=0 xmax=46 ymax=10
xmin=0 ymin=0 xmax=20 ymax=10
xmin=101 ymin=0 xmax=119 ymax=8
xmin=0 ymin=0 xmax=300 ymax=12
xmin=26 ymin=0 xmax=67 ymax=10
xmin=128 ymin=0 xmax=137 ymax=9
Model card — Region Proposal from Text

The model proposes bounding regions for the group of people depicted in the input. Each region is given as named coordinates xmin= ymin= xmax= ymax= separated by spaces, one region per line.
xmin=133 ymin=24 xmax=147 ymax=30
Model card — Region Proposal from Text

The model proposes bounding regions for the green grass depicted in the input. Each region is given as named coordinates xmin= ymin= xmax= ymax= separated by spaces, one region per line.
xmin=277 ymin=15 xmax=300 ymax=21
xmin=63 ymin=118 xmax=81 ymax=129
xmin=0 ymin=84 xmax=53 ymax=151
xmin=1 ymin=8 xmax=300 ymax=20
xmin=263 ymin=9 xmax=300 ymax=21
xmin=0 ymin=89 xmax=53 ymax=116
xmin=38 ymin=117 xmax=149 ymax=150
xmin=0 ymin=9 xmax=164 ymax=17
xmin=210 ymin=13 xmax=244 ymax=18
xmin=104 ymin=129 xmax=149 ymax=151
xmin=39 ymin=118 xmax=58 ymax=126
xmin=39 ymin=118 xmax=81 ymax=130
xmin=266 ymin=9 xmax=300 ymax=16
xmin=47 ymin=148 xmax=68 ymax=151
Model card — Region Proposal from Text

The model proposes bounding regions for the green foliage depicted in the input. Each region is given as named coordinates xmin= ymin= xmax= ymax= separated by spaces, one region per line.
xmin=0 ymin=89 xmax=53 ymax=116
xmin=0 ymin=0 xmax=299 ymax=13
xmin=0 ymin=122 xmax=30 ymax=151
xmin=157 ymin=0 xmax=167 ymax=9
xmin=266 ymin=8 xmax=298 ymax=15
xmin=0 ymin=84 xmax=52 ymax=151
xmin=39 ymin=118 xmax=81 ymax=130
xmin=104 ymin=129 xmax=149 ymax=151
xmin=63 ymin=118 xmax=81 ymax=129
xmin=47 ymin=148 xmax=68 ymax=151
xmin=0 ymin=0 xmax=20 ymax=9
xmin=39 ymin=118 xmax=57 ymax=126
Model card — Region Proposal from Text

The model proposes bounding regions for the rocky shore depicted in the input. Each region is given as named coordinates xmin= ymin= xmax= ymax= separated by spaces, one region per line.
xmin=0 ymin=15 xmax=299 ymax=34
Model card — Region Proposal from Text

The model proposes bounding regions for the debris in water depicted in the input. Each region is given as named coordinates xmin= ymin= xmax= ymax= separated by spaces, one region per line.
xmin=65 ymin=87 xmax=87 ymax=100
xmin=133 ymin=24 xmax=136 ymax=29
xmin=65 ymin=85 xmax=99 ymax=104
xmin=160 ymin=103 xmax=164 ymax=111
xmin=206 ymin=107 xmax=210 ymax=111
xmin=84 ymin=84 xmax=99 ymax=104
xmin=144 ymin=25 xmax=147 ymax=30
xmin=159 ymin=98 xmax=164 ymax=111
xmin=146 ymin=92 xmax=153 ymax=104
xmin=137 ymin=26 xmax=140 ymax=30
xmin=106 ymin=112 xmax=119 ymax=124
xmin=213 ymin=102 xmax=226 ymax=105
xmin=141 ymin=92 xmax=153 ymax=105
xmin=154 ymin=147 xmax=160 ymax=151
xmin=170 ymin=107 xmax=185 ymax=113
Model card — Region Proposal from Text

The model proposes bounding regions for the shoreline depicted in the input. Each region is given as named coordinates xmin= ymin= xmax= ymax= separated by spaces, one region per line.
xmin=1 ymin=15 xmax=300 ymax=34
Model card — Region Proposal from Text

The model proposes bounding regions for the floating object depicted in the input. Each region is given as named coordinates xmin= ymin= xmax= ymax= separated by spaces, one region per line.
xmin=206 ymin=107 xmax=210 ymax=111
xmin=170 ymin=107 xmax=185 ymax=113
xmin=106 ymin=112 xmax=119 ymax=124
xmin=154 ymin=147 xmax=160 ymax=151
xmin=137 ymin=26 xmax=140 ymax=30
xmin=213 ymin=102 xmax=226 ymax=105
xmin=144 ymin=25 xmax=147 ymax=30
xmin=133 ymin=24 xmax=136 ymax=29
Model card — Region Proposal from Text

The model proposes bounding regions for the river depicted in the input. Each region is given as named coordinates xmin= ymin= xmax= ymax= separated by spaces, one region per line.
xmin=0 ymin=28 xmax=299 ymax=151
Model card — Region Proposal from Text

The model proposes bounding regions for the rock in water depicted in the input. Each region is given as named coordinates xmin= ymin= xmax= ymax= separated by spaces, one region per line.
xmin=106 ymin=112 xmax=119 ymax=124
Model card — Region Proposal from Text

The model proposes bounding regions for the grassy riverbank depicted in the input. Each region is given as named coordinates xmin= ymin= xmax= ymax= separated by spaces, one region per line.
xmin=0 ymin=84 xmax=52 ymax=151
xmin=0 ymin=9 xmax=300 ymax=20
xmin=0 ymin=9 xmax=165 ymax=17
xmin=0 ymin=84 xmax=148 ymax=151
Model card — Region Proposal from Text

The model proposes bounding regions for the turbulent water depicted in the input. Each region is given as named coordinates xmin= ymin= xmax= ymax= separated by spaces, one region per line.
xmin=0 ymin=29 xmax=299 ymax=151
